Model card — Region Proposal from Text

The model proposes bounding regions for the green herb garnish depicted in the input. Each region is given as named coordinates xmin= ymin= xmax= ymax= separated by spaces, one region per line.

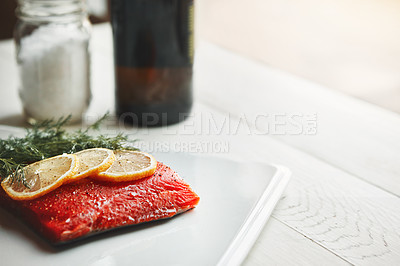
xmin=0 ymin=114 xmax=137 ymax=186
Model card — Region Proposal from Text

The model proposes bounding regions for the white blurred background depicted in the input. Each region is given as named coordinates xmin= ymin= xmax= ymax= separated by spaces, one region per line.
xmin=196 ymin=0 xmax=400 ymax=113
xmin=1 ymin=0 xmax=399 ymax=113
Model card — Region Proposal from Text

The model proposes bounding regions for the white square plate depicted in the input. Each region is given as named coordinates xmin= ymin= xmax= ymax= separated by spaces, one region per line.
xmin=0 ymin=126 xmax=291 ymax=266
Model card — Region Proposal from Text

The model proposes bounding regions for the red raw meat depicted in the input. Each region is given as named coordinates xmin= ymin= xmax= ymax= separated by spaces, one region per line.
xmin=0 ymin=162 xmax=199 ymax=244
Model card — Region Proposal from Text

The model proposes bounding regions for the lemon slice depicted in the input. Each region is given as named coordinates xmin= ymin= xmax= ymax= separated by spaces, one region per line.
xmin=94 ymin=150 xmax=157 ymax=182
xmin=1 ymin=154 xmax=79 ymax=201
xmin=65 ymin=148 xmax=116 ymax=183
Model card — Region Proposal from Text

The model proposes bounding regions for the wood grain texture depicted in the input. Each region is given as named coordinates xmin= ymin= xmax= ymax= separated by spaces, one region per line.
xmin=273 ymin=162 xmax=400 ymax=265
xmin=243 ymin=218 xmax=350 ymax=266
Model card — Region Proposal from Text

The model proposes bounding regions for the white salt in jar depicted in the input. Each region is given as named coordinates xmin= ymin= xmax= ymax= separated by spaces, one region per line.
xmin=14 ymin=0 xmax=92 ymax=124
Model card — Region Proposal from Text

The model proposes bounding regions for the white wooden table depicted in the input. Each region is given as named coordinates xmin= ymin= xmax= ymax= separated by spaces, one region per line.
xmin=1 ymin=24 xmax=400 ymax=265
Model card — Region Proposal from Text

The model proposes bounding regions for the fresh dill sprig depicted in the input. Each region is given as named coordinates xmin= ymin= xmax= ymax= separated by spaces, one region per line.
xmin=0 ymin=114 xmax=137 ymax=185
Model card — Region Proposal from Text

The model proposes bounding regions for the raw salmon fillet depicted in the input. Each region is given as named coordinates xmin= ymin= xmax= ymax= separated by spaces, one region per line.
xmin=0 ymin=162 xmax=199 ymax=244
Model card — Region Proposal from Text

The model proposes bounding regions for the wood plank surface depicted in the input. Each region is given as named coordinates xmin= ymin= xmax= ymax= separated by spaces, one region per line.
xmin=243 ymin=218 xmax=350 ymax=266
xmin=128 ymin=102 xmax=400 ymax=265
xmin=194 ymin=41 xmax=400 ymax=197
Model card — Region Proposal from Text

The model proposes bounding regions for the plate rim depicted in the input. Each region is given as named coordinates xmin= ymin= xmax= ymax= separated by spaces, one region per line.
xmin=217 ymin=164 xmax=291 ymax=266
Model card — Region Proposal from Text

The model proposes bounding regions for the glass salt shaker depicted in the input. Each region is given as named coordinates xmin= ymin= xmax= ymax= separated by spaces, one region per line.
xmin=14 ymin=0 xmax=92 ymax=124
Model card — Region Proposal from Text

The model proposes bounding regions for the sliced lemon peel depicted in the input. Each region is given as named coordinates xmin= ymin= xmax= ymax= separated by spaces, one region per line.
xmin=65 ymin=148 xmax=116 ymax=183
xmin=1 ymin=154 xmax=79 ymax=200
xmin=1 ymin=150 xmax=156 ymax=200
xmin=93 ymin=150 xmax=157 ymax=182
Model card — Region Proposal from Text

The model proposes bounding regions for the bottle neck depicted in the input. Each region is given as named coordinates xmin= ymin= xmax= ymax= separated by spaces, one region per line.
xmin=16 ymin=0 xmax=87 ymax=23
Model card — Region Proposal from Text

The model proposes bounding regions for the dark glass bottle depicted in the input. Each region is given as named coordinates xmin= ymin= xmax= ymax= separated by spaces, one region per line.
xmin=111 ymin=0 xmax=194 ymax=127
